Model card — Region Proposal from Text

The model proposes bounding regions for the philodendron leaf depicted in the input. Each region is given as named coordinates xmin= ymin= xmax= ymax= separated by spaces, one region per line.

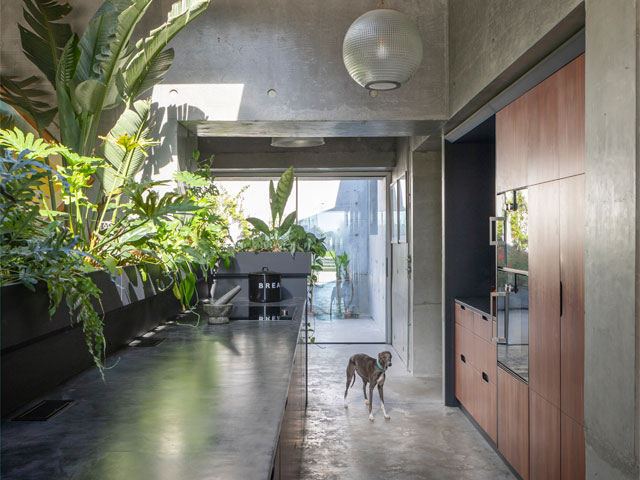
xmin=246 ymin=217 xmax=271 ymax=236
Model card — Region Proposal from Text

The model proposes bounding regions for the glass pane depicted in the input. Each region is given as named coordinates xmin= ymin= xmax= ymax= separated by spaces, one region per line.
xmin=398 ymin=175 xmax=407 ymax=243
xmin=215 ymin=178 xmax=297 ymax=243
xmin=390 ymin=182 xmax=398 ymax=243
xmin=298 ymin=178 xmax=386 ymax=343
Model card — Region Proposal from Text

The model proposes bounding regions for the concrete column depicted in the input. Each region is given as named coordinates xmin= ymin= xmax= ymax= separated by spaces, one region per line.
xmin=410 ymin=150 xmax=442 ymax=377
xmin=584 ymin=1 xmax=639 ymax=478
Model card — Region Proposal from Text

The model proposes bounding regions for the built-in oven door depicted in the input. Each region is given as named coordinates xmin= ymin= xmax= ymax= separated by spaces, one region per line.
xmin=492 ymin=270 xmax=529 ymax=382
xmin=493 ymin=189 xmax=529 ymax=273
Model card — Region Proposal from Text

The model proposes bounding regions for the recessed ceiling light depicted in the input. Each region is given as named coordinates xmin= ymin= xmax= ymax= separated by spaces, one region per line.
xmin=271 ymin=137 xmax=325 ymax=148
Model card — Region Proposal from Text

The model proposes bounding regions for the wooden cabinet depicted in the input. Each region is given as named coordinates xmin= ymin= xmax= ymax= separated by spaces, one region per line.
xmin=473 ymin=310 xmax=493 ymax=342
xmin=498 ymin=366 xmax=529 ymax=480
xmin=454 ymin=302 xmax=497 ymax=441
xmin=529 ymin=181 xmax=561 ymax=406
xmin=473 ymin=367 xmax=497 ymax=442
xmin=496 ymin=89 xmax=529 ymax=193
xmin=454 ymin=302 xmax=474 ymax=331
xmin=559 ymin=175 xmax=585 ymax=424
xmin=496 ymin=54 xmax=585 ymax=193
xmin=530 ymin=390 xmax=561 ymax=480
xmin=528 ymin=175 xmax=585 ymax=480
xmin=561 ymin=412 xmax=585 ymax=479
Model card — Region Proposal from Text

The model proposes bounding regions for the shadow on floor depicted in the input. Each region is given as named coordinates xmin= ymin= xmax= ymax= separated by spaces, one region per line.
xmin=301 ymin=344 xmax=515 ymax=480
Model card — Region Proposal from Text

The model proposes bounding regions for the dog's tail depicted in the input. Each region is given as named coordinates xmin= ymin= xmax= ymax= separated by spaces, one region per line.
xmin=350 ymin=366 xmax=356 ymax=388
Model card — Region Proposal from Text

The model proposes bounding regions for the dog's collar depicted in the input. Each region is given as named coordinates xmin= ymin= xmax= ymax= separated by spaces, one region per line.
xmin=376 ymin=359 xmax=385 ymax=371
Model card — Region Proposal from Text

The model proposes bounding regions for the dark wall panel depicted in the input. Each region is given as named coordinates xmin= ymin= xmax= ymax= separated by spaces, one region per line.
xmin=443 ymin=141 xmax=495 ymax=406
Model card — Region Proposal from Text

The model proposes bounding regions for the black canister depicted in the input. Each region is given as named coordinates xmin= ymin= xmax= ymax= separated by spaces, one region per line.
xmin=249 ymin=267 xmax=281 ymax=303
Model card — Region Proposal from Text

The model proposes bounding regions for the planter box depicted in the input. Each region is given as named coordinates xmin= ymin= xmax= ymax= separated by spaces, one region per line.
xmin=1 ymin=265 xmax=207 ymax=417
xmin=213 ymin=252 xmax=311 ymax=301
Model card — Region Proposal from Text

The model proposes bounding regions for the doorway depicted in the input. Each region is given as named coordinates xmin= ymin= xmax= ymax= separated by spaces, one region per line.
xmin=217 ymin=175 xmax=388 ymax=343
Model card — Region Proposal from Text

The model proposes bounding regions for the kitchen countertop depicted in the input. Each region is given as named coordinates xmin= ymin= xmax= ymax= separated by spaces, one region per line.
xmin=1 ymin=297 xmax=306 ymax=480
xmin=455 ymin=296 xmax=492 ymax=318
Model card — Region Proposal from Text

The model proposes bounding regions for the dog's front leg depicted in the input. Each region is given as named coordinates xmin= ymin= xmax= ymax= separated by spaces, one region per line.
xmin=368 ymin=384 xmax=375 ymax=421
xmin=378 ymin=384 xmax=390 ymax=420
xmin=362 ymin=380 xmax=369 ymax=405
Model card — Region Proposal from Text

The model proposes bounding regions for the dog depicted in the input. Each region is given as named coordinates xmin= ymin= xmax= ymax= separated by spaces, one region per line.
xmin=343 ymin=351 xmax=392 ymax=421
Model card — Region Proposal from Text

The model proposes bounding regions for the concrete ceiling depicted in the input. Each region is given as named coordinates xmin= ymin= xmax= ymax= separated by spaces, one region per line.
xmin=181 ymin=120 xmax=444 ymax=138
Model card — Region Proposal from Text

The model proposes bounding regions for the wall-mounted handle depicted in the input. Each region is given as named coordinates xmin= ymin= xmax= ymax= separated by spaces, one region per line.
xmin=560 ymin=281 xmax=563 ymax=317
xmin=460 ymin=354 xmax=466 ymax=363
xmin=490 ymin=216 xmax=506 ymax=246
xmin=482 ymin=372 xmax=489 ymax=383
xmin=482 ymin=315 xmax=488 ymax=322
xmin=490 ymin=291 xmax=507 ymax=343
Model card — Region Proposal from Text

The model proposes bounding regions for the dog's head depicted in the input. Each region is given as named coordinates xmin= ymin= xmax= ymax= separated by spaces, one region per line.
xmin=378 ymin=351 xmax=393 ymax=370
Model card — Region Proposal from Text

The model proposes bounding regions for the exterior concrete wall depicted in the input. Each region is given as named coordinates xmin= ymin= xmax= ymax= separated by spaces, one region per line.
xmin=584 ymin=1 xmax=639 ymax=478
xmin=447 ymin=0 xmax=583 ymax=122
xmin=411 ymin=150 xmax=442 ymax=377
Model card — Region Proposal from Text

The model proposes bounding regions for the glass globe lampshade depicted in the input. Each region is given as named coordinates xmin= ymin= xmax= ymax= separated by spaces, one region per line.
xmin=343 ymin=9 xmax=423 ymax=90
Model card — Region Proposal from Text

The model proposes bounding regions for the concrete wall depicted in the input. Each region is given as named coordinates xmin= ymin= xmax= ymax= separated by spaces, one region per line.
xmin=392 ymin=138 xmax=443 ymax=376
xmin=584 ymin=1 xmax=639 ymax=478
xmin=410 ymin=150 xmax=442 ymax=377
xmin=153 ymin=0 xmax=447 ymax=123
xmin=447 ymin=0 xmax=584 ymax=124
xmin=368 ymin=179 xmax=387 ymax=332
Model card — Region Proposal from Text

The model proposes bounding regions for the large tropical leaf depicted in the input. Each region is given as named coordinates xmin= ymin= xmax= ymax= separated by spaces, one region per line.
xmin=91 ymin=0 xmax=153 ymax=114
xmin=74 ymin=6 xmax=120 ymax=84
xmin=19 ymin=0 xmax=73 ymax=86
xmin=121 ymin=0 xmax=210 ymax=101
xmin=273 ymin=166 xmax=294 ymax=224
xmin=56 ymin=34 xmax=80 ymax=150
xmin=247 ymin=217 xmax=270 ymax=236
xmin=96 ymin=99 xmax=153 ymax=194
xmin=0 ymin=76 xmax=57 ymax=132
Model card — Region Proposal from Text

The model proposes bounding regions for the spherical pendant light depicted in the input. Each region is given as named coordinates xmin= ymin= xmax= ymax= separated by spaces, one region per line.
xmin=343 ymin=6 xmax=423 ymax=91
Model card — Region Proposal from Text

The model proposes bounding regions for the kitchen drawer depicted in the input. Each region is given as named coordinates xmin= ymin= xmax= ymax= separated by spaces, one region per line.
xmin=473 ymin=367 xmax=497 ymax=443
xmin=473 ymin=310 xmax=493 ymax=342
xmin=455 ymin=323 xmax=473 ymax=362
xmin=455 ymin=353 xmax=474 ymax=414
xmin=473 ymin=334 xmax=497 ymax=384
xmin=454 ymin=302 xmax=474 ymax=331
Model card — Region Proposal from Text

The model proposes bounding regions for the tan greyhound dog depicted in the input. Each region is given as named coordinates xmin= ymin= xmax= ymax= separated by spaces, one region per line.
xmin=343 ymin=351 xmax=393 ymax=421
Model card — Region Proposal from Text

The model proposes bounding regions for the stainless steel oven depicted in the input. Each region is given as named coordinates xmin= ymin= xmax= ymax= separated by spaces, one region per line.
xmin=490 ymin=188 xmax=529 ymax=382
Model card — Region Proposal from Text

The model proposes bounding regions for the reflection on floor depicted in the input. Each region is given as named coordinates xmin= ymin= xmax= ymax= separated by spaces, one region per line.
xmin=301 ymin=344 xmax=515 ymax=480
xmin=309 ymin=315 xmax=385 ymax=343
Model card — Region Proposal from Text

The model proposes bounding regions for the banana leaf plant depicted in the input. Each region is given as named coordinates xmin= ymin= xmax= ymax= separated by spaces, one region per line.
xmin=1 ymin=0 xmax=210 ymax=213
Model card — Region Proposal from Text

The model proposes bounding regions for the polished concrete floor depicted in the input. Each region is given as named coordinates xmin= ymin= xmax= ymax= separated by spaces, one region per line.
xmin=301 ymin=344 xmax=515 ymax=480
xmin=309 ymin=315 xmax=386 ymax=343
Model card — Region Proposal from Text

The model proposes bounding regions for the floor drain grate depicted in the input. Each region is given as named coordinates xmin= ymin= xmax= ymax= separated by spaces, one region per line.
xmin=129 ymin=337 xmax=166 ymax=347
xmin=13 ymin=400 xmax=73 ymax=421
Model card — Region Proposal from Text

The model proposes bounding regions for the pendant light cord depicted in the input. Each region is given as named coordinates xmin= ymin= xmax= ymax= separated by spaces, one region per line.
xmin=377 ymin=0 xmax=386 ymax=8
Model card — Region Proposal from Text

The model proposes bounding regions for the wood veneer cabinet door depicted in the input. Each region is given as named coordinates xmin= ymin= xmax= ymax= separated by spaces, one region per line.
xmin=530 ymin=390 xmax=561 ymax=480
xmin=529 ymin=182 xmax=561 ymax=406
xmin=561 ymin=412 xmax=585 ymax=479
xmin=498 ymin=367 xmax=529 ymax=480
xmin=557 ymin=55 xmax=585 ymax=179
xmin=496 ymin=92 xmax=528 ymax=193
xmin=560 ymin=175 xmax=585 ymax=424
xmin=528 ymin=55 xmax=585 ymax=185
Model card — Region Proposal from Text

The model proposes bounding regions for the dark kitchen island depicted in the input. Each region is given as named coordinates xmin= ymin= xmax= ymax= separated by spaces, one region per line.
xmin=1 ymin=298 xmax=307 ymax=480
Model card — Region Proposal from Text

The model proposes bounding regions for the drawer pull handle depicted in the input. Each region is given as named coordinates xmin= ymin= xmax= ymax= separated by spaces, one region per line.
xmin=461 ymin=305 xmax=466 ymax=310
xmin=482 ymin=315 xmax=488 ymax=321
xmin=461 ymin=354 xmax=466 ymax=363
xmin=482 ymin=372 xmax=489 ymax=383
